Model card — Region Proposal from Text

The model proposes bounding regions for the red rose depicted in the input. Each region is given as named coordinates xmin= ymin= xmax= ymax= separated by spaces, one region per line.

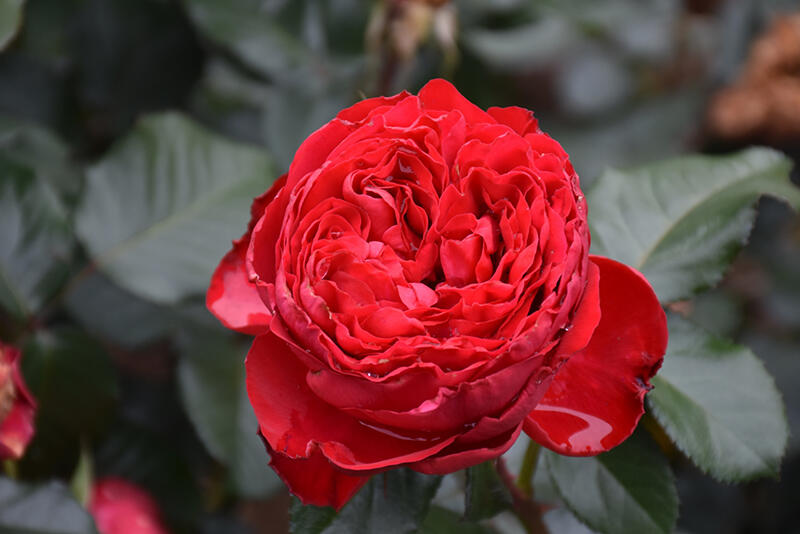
xmin=207 ymin=79 xmax=667 ymax=509
xmin=0 ymin=342 xmax=36 ymax=461
xmin=89 ymin=478 xmax=169 ymax=534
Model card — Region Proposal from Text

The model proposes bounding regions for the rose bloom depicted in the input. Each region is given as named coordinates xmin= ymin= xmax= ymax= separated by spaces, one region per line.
xmin=208 ymin=79 xmax=667 ymax=509
xmin=0 ymin=342 xmax=36 ymax=460
xmin=89 ymin=478 xmax=169 ymax=534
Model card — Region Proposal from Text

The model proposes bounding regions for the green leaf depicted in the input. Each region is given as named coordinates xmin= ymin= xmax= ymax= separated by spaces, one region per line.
xmin=587 ymin=147 xmax=799 ymax=302
xmin=185 ymin=0 xmax=308 ymax=78
xmin=184 ymin=0 xmax=368 ymax=79
xmin=544 ymin=432 xmax=677 ymax=534
xmin=21 ymin=327 xmax=117 ymax=437
xmin=648 ymin=314 xmax=789 ymax=481
xmin=64 ymin=272 xmax=175 ymax=349
xmin=464 ymin=461 xmax=512 ymax=521
xmin=0 ymin=0 xmax=25 ymax=51
xmin=0 ymin=159 xmax=73 ymax=320
xmin=0 ymin=478 xmax=97 ymax=533
xmin=290 ymin=499 xmax=337 ymax=534
xmin=542 ymin=508 xmax=599 ymax=534
xmin=290 ymin=469 xmax=442 ymax=534
xmin=421 ymin=506 xmax=496 ymax=534
xmin=176 ymin=329 xmax=280 ymax=498
xmin=75 ymin=112 xmax=275 ymax=305
xmin=0 ymin=117 xmax=82 ymax=205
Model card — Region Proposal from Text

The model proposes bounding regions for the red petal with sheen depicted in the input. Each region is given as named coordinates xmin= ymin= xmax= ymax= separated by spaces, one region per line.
xmin=523 ymin=255 xmax=667 ymax=456
xmin=266 ymin=439 xmax=371 ymax=510
xmin=246 ymin=330 xmax=458 ymax=473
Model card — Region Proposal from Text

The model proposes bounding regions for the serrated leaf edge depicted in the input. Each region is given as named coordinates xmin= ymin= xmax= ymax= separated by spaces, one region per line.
xmin=647 ymin=319 xmax=789 ymax=483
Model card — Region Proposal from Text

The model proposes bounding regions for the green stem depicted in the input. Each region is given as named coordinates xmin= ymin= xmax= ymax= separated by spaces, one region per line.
xmin=497 ymin=455 xmax=550 ymax=534
xmin=516 ymin=440 xmax=541 ymax=497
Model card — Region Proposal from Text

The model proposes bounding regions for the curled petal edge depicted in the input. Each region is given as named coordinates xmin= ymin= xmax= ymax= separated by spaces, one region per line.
xmin=523 ymin=255 xmax=667 ymax=456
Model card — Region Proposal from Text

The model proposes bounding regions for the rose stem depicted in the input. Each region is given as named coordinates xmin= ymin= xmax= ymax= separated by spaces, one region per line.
xmin=516 ymin=440 xmax=541 ymax=497
xmin=496 ymin=454 xmax=549 ymax=534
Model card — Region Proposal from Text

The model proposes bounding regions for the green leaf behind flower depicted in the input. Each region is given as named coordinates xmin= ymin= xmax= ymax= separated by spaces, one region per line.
xmin=64 ymin=272 xmax=176 ymax=349
xmin=0 ymin=156 xmax=73 ymax=321
xmin=544 ymin=431 xmax=677 ymax=534
xmin=184 ymin=0 xmax=368 ymax=79
xmin=75 ymin=113 xmax=275 ymax=305
xmin=648 ymin=314 xmax=789 ymax=481
xmin=176 ymin=329 xmax=281 ymax=498
xmin=0 ymin=118 xmax=82 ymax=205
xmin=290 ymin=470 xmax=442 ymax=534
xmin=587 ymin=147 xmax=799 ymax=302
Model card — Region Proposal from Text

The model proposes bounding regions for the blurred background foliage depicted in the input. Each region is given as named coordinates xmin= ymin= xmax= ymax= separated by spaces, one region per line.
xmin=1 ymin=0 xmax=799 ymax=532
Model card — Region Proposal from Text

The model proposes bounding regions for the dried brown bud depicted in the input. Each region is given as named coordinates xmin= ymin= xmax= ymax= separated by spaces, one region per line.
xmin=707 ymin=13 xmax=800 ymax=146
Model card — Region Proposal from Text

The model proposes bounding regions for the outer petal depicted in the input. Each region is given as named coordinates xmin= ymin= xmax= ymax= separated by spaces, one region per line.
xmin=412 ymin=424 xmax=523 ymax=475
xmin=246 ymin=331 xmax=458 ymax=473
xmin=266 ymin=438 xmax=371 ymax=510
xmin=487 ymin=106 xmax=540 ymax=136
xmin=418 ymin=79 xmax=493 ymax=123
xmin=206 ymin=238 xmax=271 ymax=335
xmin=206 ymin=177 xmax=286 ymax=335
xmin=523 ymin=256 xmax=667 ymax=456
xmin=336 ymin=92 xmax=410 ymax=123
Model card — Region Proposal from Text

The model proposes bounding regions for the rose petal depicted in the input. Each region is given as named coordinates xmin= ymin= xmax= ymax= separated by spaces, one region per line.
xmin=287 ymin=120 xmax=356 ymax=188
xmin=523 ymin=256 xmax=667 ymax=455
xmin=487 ymin=106 xmax=540 ymax=136
xmin=0 ymin=402 xmax=35 ymax=460
xmin=335 ymin=355 xmax=542 ymax=433
xmin=337 ymin=92 xmax=410 ymax=124
xmin=246 ymin=331 xmax=458 ymax=472
xmin=265 ymin=437 xmax=370 ymax=510
xmin=0 ymin=345 xmax=36 ymax=461
xmin=418 ymin=79 xmax=493 ymax=124
xmin=554 ymin=260 xmax=600 ymax=357
xmin=207 ymin=238 xmax=271 ymax=335
xmin=89 ymin=478 xmax=168 ymax=534
xmin=412 ymin=425 xmax=523 ymax=475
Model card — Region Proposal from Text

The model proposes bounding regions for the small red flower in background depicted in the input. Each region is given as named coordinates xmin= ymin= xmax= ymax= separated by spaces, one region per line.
xmin=0 ymin=342 xmax=36 ymax=461
xmin=207 ymin=79 xmax=667 ymax=509
xmin=89 ymin=478 xmax=168 ymax=534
